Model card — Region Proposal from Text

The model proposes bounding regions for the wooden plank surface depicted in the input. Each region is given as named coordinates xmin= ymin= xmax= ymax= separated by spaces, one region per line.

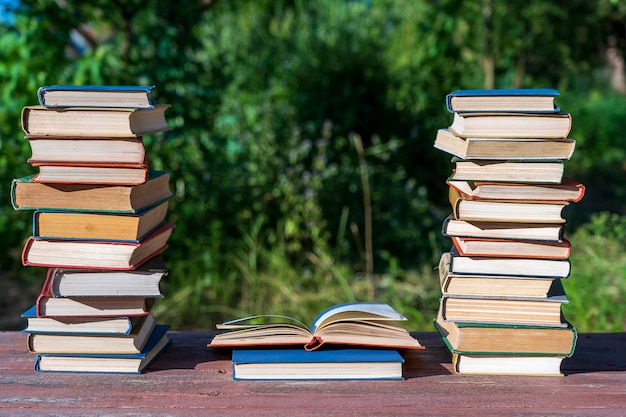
xmin=1 ymin=331 xmax=625 ymax=416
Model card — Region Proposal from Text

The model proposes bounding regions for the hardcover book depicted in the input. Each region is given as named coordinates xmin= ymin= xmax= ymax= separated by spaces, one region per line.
xmin=449 ymin=112 xmax=572 ymax=139
xmin=34 ymin=324 xmax=170 ymax=373
xmin=42 ymin=256 xmax=167 ymax=298
xmin=448 ymin=159 xmax=566 ymax=184
xmin=449 ymin=186 xmax=568 ymax=224
xmin=27 ymin=136 xmax=147 ymax=165
xmin=447 ymin=247 xmax=571 ymax=278
xmin=450 ymin=236 xmax=571 ymax=259
xmin=31 ymin=162 xmax=149 ymax=185
xmin=37 ymin=85 xmax=156 ymax=109
xmin=21 ymin=104 xmax=171 ymax=137
xmin=22 ymin=223 xmax=174 ymax=270
xmin=34 ymin=201 xmax=169 ymax=242
xmin=11 ymin=170 xmax=173 ymax=213
xmin=438 ymin=252 xmax=559 ymax=298
xmin=451 ymin=353 xmax=566 ymax=376
xmin=446 ymin=89 xmax=560 ymax=113
xmin=440 ymin=279 xmax=569 ymax=327
xmin=22 ymin=305 xmax=141 ymax=335
xmin=27 ymin=314 xmax=156 ymax=354
xmin=209 ymin=302 xmax=423 ymax=351
xmin=231 ymin=347 xmax=405 ymax=380
xmin=441 ymin=214 xmax=565 ymax=242
xmin=433 ymin=310 xmax=577 ymax=356
xmin=447 ymin=177 xmax=585 ymax=202
xmin=433 ymin=129 xmax=576 ymax=160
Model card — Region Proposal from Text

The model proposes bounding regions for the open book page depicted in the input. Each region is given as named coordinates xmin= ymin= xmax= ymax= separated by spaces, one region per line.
xmin=311 ymin=302 xmax=407 ymax=333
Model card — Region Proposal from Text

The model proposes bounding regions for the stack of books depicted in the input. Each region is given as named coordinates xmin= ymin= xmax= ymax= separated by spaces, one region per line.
xmin=13 ymin=85 xmax=174 ymax=373
xmin=208 ymin=302 xmax=424 ymax=380
xmin=432 ymin=89 xmax=583 ymax=376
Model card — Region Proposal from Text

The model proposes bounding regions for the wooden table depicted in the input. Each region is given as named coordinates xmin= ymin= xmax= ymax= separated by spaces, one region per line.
xmin=1 ymin=331 xmax=625 ymax=416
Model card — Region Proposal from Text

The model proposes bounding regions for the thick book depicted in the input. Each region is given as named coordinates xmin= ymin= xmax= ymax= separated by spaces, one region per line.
xmin=440 ymin=279 xmax=569 ymax=327
xmin=438 ymin=252 xmax=559 ymax=298
xmin=449 ymin=186 xmax=568 ymax=224
xmin=11 ymin=170 xmax=173 ymax=213
xmin=35 ymin=279 xmax=153 ymax=317
xmin=433 ymin=129 xmax=576 ymax=160
xmin=27 ymin=136 xmax=146 ymax=165
xmin=447 ymin=177 xmax=585 ymax=202
xmin=31 ymin=162 xmax=149 ymax=185
xmin=450 ymin=236 xmax=571 ymax=259
xmin=34 ymin=324 xmax=170 ymax=374
xmin=42 ymin=256 xmax=167 ymax=298
xmin=22 ymin=305 xmax=141 ymax=335
xmin=433 ymin=310 xmax=577 ymax=356
xmin=449 ymin=112 xmax=572 ymax=139
xmin=449 ymin=159 xmax=566 ymax=184
xmin=447 ymin=247 xmax=571 ymax=278
xmin=34 ymin=201 xmax=169 ymax=242
xmin=208 ymin=302 xmax=423 ymax=351
xmin=22 ymin=223 xmax=174 ymax=270
xmin=231 ymin=347 xmax=405 ymax=380
xmin=441 ymin=214 xmax=565 ymax=242
xmin=37 ymin=85 xmax=156 ymax=109
xmin=446 ymin=89 xmax=560 ymax=113
xmin=451 ymin=353 xmax=566 ymax=376
xmin=21 ymin=104 xmax=171 ymax=137
xmin=28 ymin=314 xmax=156 ymax=354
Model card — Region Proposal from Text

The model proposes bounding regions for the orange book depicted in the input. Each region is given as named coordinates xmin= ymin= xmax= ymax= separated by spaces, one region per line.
xmin=447 ymin=177 xmax=585 ymax=203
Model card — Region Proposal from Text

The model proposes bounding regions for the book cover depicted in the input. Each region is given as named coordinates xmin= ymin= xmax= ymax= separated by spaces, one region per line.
xmin=231 ymin=347 xmax=405 ymax=380
xmin=449 ymin=158 xmax=566 ymax=184
xmin=433 ymin=128 xmax=576 ymax=160
xmin=447 ymin=246 xmax=571 ymax=278
xmin=441 ymin=214 xmax=565 ymax=242
xmin=447 ymin=177 xmax=585 ymax=203
xmin=433 ymin=314 xmax=577 ymax=356
xmin=34 ymin=324 xmax=170 ymax=374
xmin=449 ymin=112 xmax=572 ymax=139
xmin=449 ymin=186 xmax=568 ymax=224
xmin=22 ymin=223 xmax=174 ymax=270
xmin=27 ymin=314 xmax=157 ymax=354
xmin=31 ymin=161 xmax=150 ymax=185
xmin=26 ymin=136 xmax=146 ymax=165
xmin=21 ymin=105 xmax=171 ymax=138
xmin=33 ymin=201 xmax=169 ymax=242
xmin=11 ymin=171 xmax=173 ymax=213
xmin=22 ymin=305 xmax=136 ymax=335
xmin=37 ymin=85 xmax=156 ymax=109
xmin=44 ymin=256 xmax=167 ymax=298
xmin=446 ymin=88 xmax=560 ymax=113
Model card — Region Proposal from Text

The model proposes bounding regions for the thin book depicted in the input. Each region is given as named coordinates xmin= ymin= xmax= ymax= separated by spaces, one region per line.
xmin=37 ymin=85 xmax=156 ymax=109
xmin=446 ymin=89 xmax=561 ymax=113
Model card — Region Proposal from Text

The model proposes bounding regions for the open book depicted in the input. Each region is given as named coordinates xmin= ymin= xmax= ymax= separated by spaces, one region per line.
xmin=208 ymin=302 xmax=423 ymax=351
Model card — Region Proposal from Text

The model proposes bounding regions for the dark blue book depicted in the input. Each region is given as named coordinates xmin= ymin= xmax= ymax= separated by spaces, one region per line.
xmin=446 ymin=88 xmax=560 ymax=113
xmin=34 ymin=324 xmax=170 ymax=374
xmin=37 ymin=85 xmax=156 ymax=108
xmin=231 ymin=347 xmax=404 ymax=380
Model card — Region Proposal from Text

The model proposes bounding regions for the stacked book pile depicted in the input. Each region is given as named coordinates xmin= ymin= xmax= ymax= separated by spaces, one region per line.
xmin=432 ymin=89 xmax=584 ymax=376
xmin=208 ymin=302 xmax=424 ymax=380
xmin=12 ymin=85 xmax=174 ymax=373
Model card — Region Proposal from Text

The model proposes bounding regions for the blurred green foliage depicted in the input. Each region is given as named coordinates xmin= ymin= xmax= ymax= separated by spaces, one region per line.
xmin=1 ymin=0 xmax=625 ymax=331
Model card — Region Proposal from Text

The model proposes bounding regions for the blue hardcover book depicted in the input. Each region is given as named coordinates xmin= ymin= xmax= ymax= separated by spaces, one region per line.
xmin=37 ymin=85 xmax=156 ymax=109
xmin=231 ymin=347 xmax=404 ymax=380
xmin=446 ymin=88 xmax=560 ymax=113
xmin=34 ymin=324 xmax=170 ymax=374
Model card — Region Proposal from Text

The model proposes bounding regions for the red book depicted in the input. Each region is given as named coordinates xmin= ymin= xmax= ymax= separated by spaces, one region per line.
xmin=34 ymin=269 xmax=153 ymax=318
